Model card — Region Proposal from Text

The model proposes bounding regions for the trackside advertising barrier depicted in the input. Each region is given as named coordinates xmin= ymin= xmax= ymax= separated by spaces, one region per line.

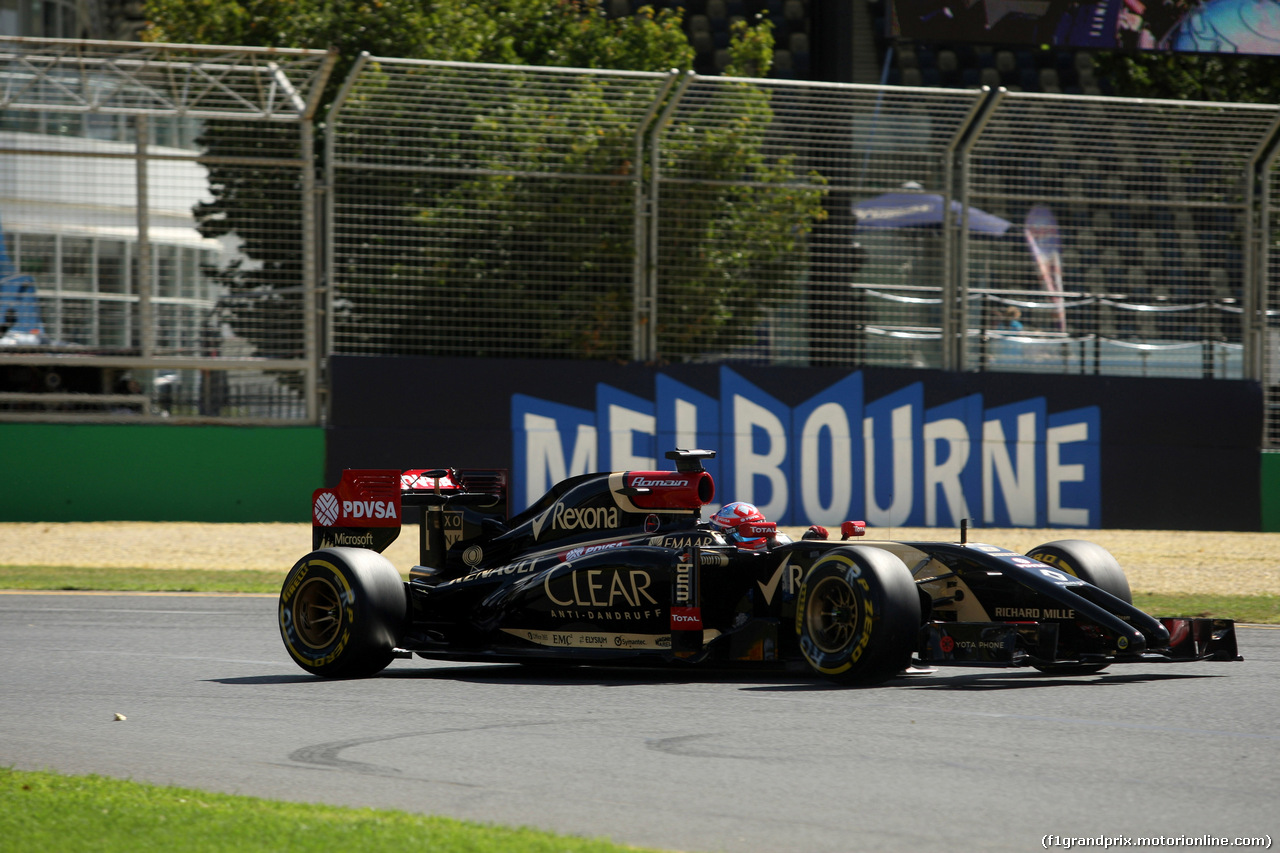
xmin=327 ymin=356 xmax=1262 ymax=532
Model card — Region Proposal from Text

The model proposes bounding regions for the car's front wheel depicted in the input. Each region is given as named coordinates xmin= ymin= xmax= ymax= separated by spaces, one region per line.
xmin=279 ymin=547 xmax=407 ymax=678
xmin=796 ymin=546 xmax=920 ymax=685
xmin=1026 ymin=539 xmax=1131 ymax=675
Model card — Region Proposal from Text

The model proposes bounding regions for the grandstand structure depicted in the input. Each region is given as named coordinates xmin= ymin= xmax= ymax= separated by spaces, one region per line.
xmin=603 ymin=0 xmax=1105 ymax=94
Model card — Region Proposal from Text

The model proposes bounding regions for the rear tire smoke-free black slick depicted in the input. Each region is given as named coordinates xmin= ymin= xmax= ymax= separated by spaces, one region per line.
xmin=279 ymin=547 xmax=407 ymax=678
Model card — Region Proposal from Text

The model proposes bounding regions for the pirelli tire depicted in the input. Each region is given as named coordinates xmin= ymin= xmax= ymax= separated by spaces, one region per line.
xmin=1026 ymin=539 xmax=1132 ymax=675
xmin=796 ymin=546 xmax=921 ymax=686
xmin=279 ymin=547 xmax=408 ymax=678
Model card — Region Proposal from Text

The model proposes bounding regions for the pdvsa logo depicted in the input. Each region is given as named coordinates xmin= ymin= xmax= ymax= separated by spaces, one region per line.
xmin=343 ymin=500 xmax=398 ymax=520
xmin=315 ymin=491 xmax=399 ymax=525
xmin=314 ymin=492 xmax=340 ymax=526
xmin=560 ymin=540 xmax=627 ymax=563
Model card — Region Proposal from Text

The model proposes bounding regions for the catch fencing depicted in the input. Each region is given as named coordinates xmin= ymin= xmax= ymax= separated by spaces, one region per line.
xmin=4 ymin=40 xmax=1280 ymax=443
xmin=0 ymin=37 xmax=334 ymax=422
xmin=329 ymin=57 xmax=1280 ymax=442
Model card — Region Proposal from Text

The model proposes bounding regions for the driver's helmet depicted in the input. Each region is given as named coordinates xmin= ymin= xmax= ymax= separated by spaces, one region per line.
xmin=710 ymin=501 xmax=771 ymax=550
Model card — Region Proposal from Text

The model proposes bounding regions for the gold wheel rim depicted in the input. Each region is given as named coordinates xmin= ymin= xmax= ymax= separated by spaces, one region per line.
xmin=806 ymin=575 xmax=861 ymax=655
xmin=293 ymin=576 xmax=343 ymax=649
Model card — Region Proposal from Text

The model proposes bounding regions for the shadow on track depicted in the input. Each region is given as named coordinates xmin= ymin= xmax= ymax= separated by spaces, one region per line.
xmin=212 ymin=662 xmax=1223 ymax=691
xmin=879 ymin=669 xmax=1224 ymax=691
xmin=208 ymin=674 xmax=334 ymax=685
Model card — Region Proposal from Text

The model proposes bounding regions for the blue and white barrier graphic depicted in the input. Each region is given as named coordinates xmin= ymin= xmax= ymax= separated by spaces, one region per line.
xmin=512 ymin=367 xmax=1100 ymax=528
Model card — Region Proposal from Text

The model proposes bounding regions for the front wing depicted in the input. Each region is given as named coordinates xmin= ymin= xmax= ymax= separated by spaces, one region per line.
xmin=919 ymin=617 xmax=1241 ymax=667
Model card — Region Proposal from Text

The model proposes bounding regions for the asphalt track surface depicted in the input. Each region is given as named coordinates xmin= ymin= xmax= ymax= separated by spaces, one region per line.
xmin=2 ymin=592 xmax=1276 ymax=853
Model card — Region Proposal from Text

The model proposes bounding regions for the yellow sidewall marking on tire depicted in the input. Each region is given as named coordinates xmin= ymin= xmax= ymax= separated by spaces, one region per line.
xmin=281 ymin=558 xmax=356 ymax=665
xmin=801 ymin=553 xmax=877 ymax=674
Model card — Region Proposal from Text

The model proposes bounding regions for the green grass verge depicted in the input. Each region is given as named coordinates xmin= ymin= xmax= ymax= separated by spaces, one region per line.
xmin=0 ymin=566 xmax=287 ymax=594
xmin=2 ymin=567 xmax=1277 ymax=623
xmin=1 ymin=768 xmax=657 ymax=853
xmin=1132 ymin=592 xmax=1280 ymax=625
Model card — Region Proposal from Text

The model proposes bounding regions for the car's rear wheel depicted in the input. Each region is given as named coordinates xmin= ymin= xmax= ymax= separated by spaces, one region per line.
xmin=796 ymin=546 xmax=920 ymax=685
xmin=1026 ymin=539 xmax=1130 ymax=675
xmin=279 ymin=547 xmax=407 ymax=678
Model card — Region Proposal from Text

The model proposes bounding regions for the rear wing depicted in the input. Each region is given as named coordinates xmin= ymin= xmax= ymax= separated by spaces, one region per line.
xmin=311 ymin=468 xmax=508 ymax=553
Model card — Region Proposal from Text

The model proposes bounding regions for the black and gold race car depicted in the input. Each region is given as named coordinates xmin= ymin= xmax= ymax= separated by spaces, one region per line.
xmin=279 ymin=450 xmax=1239 ymax=684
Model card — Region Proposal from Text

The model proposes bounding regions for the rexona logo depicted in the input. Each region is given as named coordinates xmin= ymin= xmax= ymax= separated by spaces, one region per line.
xmin=532 ymin=501 xmax=620 ymax=539
xmin=512 ymin=366 xmax=1102 ymax=528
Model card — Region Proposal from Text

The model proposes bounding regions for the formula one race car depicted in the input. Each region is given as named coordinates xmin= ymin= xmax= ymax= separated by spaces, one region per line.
xmin=279 ymin=450 xmax=1240 ymax=684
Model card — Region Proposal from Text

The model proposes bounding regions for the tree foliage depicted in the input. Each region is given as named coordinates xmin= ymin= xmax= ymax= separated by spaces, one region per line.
xmin=145 ymin=0 xmax=827 ymax=361
xmin=1095 ymin=51 xmax=1280 ymax=104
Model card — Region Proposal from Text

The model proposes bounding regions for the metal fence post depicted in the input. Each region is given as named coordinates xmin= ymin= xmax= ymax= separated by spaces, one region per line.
xmin=300 ymin=119 xmax=320 ymax=423
xmin=1245 ymin=113 xmax=1280 ymax=386
xmin=946 ymin=86 xmax=1001 ymax=372
xmin=631 ymin=70 xmax=681 ymax=363
xmin=135 ymin=114 xmax=152 ymax=360
xmin=299 ymin=49 xmax=338 ymax=425
xmin=646 ymin=70 xmax=694 ymax=365
xmin=322 ymin=51 xmax=368 ymax=420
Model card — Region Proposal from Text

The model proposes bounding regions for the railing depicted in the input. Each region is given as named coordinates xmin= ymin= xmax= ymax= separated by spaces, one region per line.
xmin=4 ymin=41 xmax=1280 ymax=445
xmin=0 ymin=37 xmax=335 ymax=423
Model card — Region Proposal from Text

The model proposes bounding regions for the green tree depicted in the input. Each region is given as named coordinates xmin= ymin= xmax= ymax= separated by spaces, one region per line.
xmin=1095 ymin=51 xmax=1280 ymax=103
xmin=146 ymin=1 xmax=827 ymax=360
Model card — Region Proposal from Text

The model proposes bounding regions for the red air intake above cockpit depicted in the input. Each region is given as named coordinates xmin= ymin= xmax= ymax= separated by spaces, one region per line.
xmin=621 ymin=470 xmax=715 ymax=510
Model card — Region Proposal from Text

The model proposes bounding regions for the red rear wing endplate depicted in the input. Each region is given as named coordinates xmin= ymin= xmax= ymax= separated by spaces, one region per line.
xmin=312 ymin=469 xmax=403 ymax=552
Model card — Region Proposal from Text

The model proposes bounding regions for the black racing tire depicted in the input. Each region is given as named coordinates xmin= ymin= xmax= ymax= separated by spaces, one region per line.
xmin=796 ymin=546 xmax=921 ymax=686
xmin=1027 ymin=539 xmax=1131 ymax=602
xmin=1026 ymin=539 xmax=1131 ymax=675
xmin=279 ymin=547 xmax=407 ymax=678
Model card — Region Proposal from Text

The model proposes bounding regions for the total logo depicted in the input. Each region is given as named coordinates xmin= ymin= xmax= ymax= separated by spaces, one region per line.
xmin=670 ymin=606 xmax=703 ymax=629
